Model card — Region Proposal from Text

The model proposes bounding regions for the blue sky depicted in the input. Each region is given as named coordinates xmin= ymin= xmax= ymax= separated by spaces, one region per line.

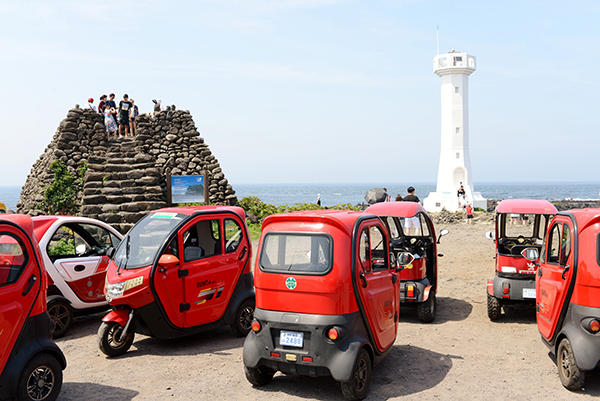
xmin=1 ymin=0 xmax=598 ymax=187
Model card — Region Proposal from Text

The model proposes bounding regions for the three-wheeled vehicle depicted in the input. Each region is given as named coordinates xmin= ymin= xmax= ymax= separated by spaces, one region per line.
xmin=243 ymin=210 xmax=406 ymax=400
xmin=0 ymin=214 xmax=66 ymax=401
xmin=524 ymin=208 xmax=600 ymax=390
xmin=366 ymin=202 xmax=448 ymax=322
xmin=485 ymin=199 xmax=556 ymax=320
xmin=32 ymin=216 xmax=123 ymax=338
xmin=98 ymin=206 xmax=255 ymax=356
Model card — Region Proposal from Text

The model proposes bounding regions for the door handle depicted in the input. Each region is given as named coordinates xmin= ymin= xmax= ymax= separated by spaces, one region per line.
xmin=561 ymin=265 xmax=570 ymax=280
xmin=391 ymin=274 xmax=397 ymax=284
xmin=74 ymin=265 xmax=86 ymax=272
xmin=537 ymin=268 xmax=543 ymax=278
xmin=239 ymin=247 xmax=247 ymax=261
xmin=359 ymin=272 xmax=367 ymax=288
xmin=158 ymin=268 xmax=167 ymax=273
xmin=22 ymin=275 xmax=37 ymax=296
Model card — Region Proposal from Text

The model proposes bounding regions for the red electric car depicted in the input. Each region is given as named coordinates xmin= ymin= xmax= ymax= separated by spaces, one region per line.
xmin=243 ymin=210 xmax=406 ymax=400
xmin=524 ymin=208 xmax=600 ymax=390
xmin=485 ymin=199 xmax=556 ymax=320
xmin=0 ymin=214 xmax=66 ymax=401
xmin=98 ymin=206 xmax=255 ymax=356
xmin=366 ymin=202 xmax=448 ymax=322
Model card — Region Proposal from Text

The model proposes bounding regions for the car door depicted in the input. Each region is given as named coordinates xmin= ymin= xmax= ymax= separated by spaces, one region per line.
xmin=354 ymin=220 xmax=398 ymax=353
xmin=47 ymin=223 xmax=121 ymax=303
xmin=536 ymin=217 xmax=575 ymax=341
xmin=180 ymin=214 xmax=248 ymax=328
xmin=0 ymin=222 xmax=41 ymax=371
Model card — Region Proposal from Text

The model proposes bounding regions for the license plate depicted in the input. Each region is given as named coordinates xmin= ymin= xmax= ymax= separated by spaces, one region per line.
xmin=280 ymin=331 xmax=303 ymax=347
xmin=523 ymin=288 xmax=536 ymax=299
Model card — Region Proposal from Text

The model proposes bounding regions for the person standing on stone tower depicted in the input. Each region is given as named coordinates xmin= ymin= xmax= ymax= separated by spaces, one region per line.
xmin=118 ymin=94 xmax=132 ymax=138
xmin=107 ymin=93 xmax=118 ymax=127
xmin=98 ymin=94 xmax=107 ymax=114
xmin=103 ymin=103 xmax=118 ymax=140
xmin=129 ymin=99 xmax=139 ymax=135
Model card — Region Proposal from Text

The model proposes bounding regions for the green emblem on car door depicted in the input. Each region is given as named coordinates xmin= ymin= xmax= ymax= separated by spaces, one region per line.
xmin=285 ymin=277 xmax=297 ymax=290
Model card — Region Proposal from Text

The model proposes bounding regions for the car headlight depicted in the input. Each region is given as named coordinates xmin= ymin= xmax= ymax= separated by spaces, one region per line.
xmin=105 ymin=276 xmax=143 ymax=302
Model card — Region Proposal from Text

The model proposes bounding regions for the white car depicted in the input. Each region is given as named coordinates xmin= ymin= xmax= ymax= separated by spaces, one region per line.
xmin=33 ymin=216 xmax=123 ymax=338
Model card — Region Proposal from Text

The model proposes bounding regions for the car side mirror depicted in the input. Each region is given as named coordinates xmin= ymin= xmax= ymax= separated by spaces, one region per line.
xmin=158 ymin=254 xmax=180 ymax=269
xmin=75 ymin=244 xmax=87 ymax=255
xmin=521 ymin=247 xmax=539 ymax=261
xmin=485 ymin=231 xmax=495 ymax=240
xmin=437 ymin=228 xmax=449 ymax=244
xmin=106 ymin=247 xmax=116 ymax=258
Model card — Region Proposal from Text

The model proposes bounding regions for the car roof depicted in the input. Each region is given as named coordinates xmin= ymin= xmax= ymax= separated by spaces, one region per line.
xmin=561 ymin=208 xmax=600 ymax=233
xmin=496 ymin=199 xmax=557 ymax=215
xmin=0 ymin=214 xmax=36 ymax=240
xmin=152 ymin=205 xmax=246 ymax=218
xmin=263 ymin=209 xmax=371 ymax=233
xmin=31 ymin=215 xmax=124 ymax=241
xmin=365 ymin=202 xmax=427 ymax=218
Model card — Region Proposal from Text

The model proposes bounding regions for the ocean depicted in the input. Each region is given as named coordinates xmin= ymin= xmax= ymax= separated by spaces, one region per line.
xmin=2 ymin=182 xmax=600 ymax=211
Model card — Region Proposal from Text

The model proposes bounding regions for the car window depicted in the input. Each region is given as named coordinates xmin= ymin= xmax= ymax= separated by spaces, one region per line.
xmin=224 ymin=218 xmax=243 ymax=253
xmin=47 ymin=223 xmax=118 ymax=260
xmin=386 ymin=217 xmax=400 ymax=239
xmin=370 ymin=225 xmax=388 ymax=271
xmin=419 ymin=214 xmax=430 ymax=236
xmin=182 ymin=219 xmax=222 ymax=263
xmin=260 ymin=233 xmax=332 ymax=274
xmin=400 ymin=216 xmax=422 ymax=236
xmin=0 ymin=233 xmax=28 ymax=286
xmin=547 ymin=223 xmax=561 ymax=264
xmin=560 ymin=223 xmax=571 ymax=266
xmin=359 ymin=229 xmax=371 ymax=274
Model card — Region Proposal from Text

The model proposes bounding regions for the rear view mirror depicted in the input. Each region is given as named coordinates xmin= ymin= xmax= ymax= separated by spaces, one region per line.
xmin=397 ymin=252 xmax=414 ymax=267
xmin=158 ymin=254 xmax=180 ymax=269
xmin=485 ymin=231 xmax=495 ymax=240
xmin=106 ymin=247 xmax=116 ymax=258
xmin=75 ymin=244 xmax=87 ymax=255
xmin=437 ymin=229 xmax=449 ymax=244
xmin=521 ymin=247 xmax=539 ymax=261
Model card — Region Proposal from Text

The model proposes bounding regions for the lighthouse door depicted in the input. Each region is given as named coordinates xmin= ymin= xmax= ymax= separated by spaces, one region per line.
xmin=453 ymin=168 xmax=466 ymax=189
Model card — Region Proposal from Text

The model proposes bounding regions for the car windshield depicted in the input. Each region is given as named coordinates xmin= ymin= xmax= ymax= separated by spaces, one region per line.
xmin=114 ymin=212 xmax=186 ymax=270
xmin=500 ymin=213 xmax=549 ymax=245
xmin=259 ymin=233 xmax=332 ymax=274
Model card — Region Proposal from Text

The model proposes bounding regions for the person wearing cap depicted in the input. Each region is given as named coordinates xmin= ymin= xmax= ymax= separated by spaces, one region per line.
xmin=118 ymin=94 xmax=132 ymax=137
xmin=86 ymin=98 xmax=97 ymax=112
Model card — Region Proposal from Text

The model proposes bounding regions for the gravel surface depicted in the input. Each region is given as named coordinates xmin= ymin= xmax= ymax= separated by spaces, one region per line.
xmin=55 ymin=216 xmax=600 ymax=400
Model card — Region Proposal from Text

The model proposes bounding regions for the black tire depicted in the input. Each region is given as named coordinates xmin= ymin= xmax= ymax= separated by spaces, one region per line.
xmin=98 ymin=321 xmax=134 ymax=357
xmin=47 ymin=299 xmax=73 ymax=339
xmin=341 ymin=349 xmax=372 ymax=401
xmin=244 ymin=365 xmax=275 ymax=386
xmin=487 ymin=294 xmax=501 ymax=321
xmin=417 ymin=290 xmax=436 ymax=323
xmin=557 ymin=338 xmax=586 ymax=390
xmin=231 ymin=298 xmax=255 ymax=337
xmin=17 ymin=353 xmax=63 ymax=401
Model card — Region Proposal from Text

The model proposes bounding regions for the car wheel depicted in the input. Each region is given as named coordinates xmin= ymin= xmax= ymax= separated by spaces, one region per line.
xmin=17 ymin=353 xmax=63 ymax=401
xmin=417 ymin=290 xmax=436 ymax=323
xmin=244 ymin=365 xmax=275 ymax=386
xmin=231 ymin=298 xmax=255 ymax=337
xmin=487 ymin=294 xmax=501 ymax=321
xmin=98 ymin=321 xmax=134 ymax=357
xmin=341 ymin=348 xmax=372 ymax=401
xmin=47 ymin=299 xmax=73 ymax=339
xmin=557 ymin=338 xmax=585 ymax=390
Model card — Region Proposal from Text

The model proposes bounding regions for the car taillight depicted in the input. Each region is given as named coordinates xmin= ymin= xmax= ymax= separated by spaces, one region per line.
xmin=407 ymin=285 xmax=415 ymax=298
xmin=328 ymin=328 xmax=339 ymax=341
xmin=502 ymin=282 xmax=510 ymax=298
xmin=590 ymin=320 xmax=600 ymax=333
xmin=302 ymin=356 xmax=313 ymax=362
xmin=251 ymin=321 xmax=261 ymax=332
xmin=270 ymin=352 xmax=280 ymax=358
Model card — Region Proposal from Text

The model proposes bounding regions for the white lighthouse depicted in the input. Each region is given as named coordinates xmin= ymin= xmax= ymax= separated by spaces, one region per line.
xmin=423 ymin=50 xmax=486 ymax=213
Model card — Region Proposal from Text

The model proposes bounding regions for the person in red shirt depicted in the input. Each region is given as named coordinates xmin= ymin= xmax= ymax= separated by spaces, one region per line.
xmin=466 ymin=203 xmax=474 ymax=224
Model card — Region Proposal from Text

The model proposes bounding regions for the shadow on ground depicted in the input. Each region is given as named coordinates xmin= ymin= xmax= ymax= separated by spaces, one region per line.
xmin=250 ymin=345 xmax=456 ymax=400
xmin=400 ymin=296 xmax=473 ymax=324
xmin=58 ymin=382 xmax=138 ymax=401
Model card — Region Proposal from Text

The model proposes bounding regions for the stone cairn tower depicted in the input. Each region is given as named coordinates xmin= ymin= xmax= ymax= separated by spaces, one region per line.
xmin=17 ymin=105 xmax=238 ymax=233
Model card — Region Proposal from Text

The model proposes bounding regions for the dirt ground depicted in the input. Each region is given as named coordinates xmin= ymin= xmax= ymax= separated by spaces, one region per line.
xmin=54 ymin=213 xmax=600 ymax=400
